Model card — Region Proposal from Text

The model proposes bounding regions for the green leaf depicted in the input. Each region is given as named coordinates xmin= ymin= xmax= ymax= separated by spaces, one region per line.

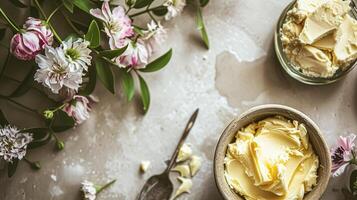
xmin=119 ymin=70 xmax=134 ymax=101
xmin=196 ymin=7 xmax=210 ymax=49
xmin=63 ymin=0 xmax=74 ymax=13
xmin=138 ymin=75 xmax=150 ymax=113
xmin=350 ymin=170 xmax=357 ymax=192
xmin=199 ymin=0 xmax=209 ymax=7
xmin=133 ymin=25 xmax=145 ymax=36
xmin=9 ymin=0 xmax=27 ymax=8
xmin=9 ymin=66 xmax=35 ymax=97
xmin=95 ymin=58 xmax=115 ymax=94
xmin=139 ymin=49 xmax=172 ymax=72
xmin=79 ymin=65 xmax=97 ymax=96
xmin=73 ymin=0 xmax=97 ymax=13
xmin=0 ymin=109 xmax=9 ymax=127
xmin=22 ymin=128 xmax=48 ymax=140
xmin=8 ymin=159 xmax=18 ymax=177
xmin=24 ymin=128 xmax=51 ymax=149
xmin=28 ymin=133 xmax=51 ymax=149
xmin=125 ymin=0 xmax=135 ymax=7
xmin=65 ymin=33 xmax=80 ymax=42
xmin=133 ymin=0 xmax=153 ymax=8
xmin=51 ymin=110 xmax=75 ymax=132
xmin=152 ymin=6 xmax=168 ymax=16
xmin=0 ymin=28 xmax=6 ymax=40
xmin=99 ymin=45 xmax=128 ymax=59
xmin=85 ymin=20 xmax=101 ymax=48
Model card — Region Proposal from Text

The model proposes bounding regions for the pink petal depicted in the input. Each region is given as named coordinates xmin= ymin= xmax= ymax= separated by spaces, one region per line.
xmin=90 ymin=8 xmax=106 ymax=21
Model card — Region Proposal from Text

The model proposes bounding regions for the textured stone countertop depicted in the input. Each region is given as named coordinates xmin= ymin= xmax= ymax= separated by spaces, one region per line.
xmin=0 ymin=0 xmax=355 ymax=199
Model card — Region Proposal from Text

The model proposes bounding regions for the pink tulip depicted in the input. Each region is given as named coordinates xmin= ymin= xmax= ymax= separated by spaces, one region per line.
xmin=10 ymin=17 xmax=53 ymax=61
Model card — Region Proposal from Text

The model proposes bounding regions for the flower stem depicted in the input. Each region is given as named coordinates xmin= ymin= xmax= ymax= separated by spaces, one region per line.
xmin=24 ymin=158 xmax=41 ymax=170
xmin=129 ymin=6 xmax=162 ymax=17
xmin=0 ymin=7 xmax=19 ymax=32
xmin=96 ymin=180 xmax=116 ymax=194
xmin=46 ymin=4 xmax=63 ymax=24
xmin=0 ymin=95 xmax=39 ymax=114
xmin=33 ymin=0 xmax=62 ymax=43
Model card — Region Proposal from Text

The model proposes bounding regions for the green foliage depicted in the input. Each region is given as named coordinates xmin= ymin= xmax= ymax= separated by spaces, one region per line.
xmin=196 ymin=7 xmax=210 ymax=49
xmin=95 ymin=58 xmax=115 ymax=94
xmin=79 ymin=65 xmax=97 ymax=96
xmin=133 ymin=0 xmax=153 ymax=9
xmin=138 ymin=75 xmax=150 ymax=113
xmin=119 ymin=70 xmax=135 ymax=101
xmin=24 ymin=128 xmax=51 ymax=149
xmin=85 ymin=20 xmax=101 ymax=48
xmin=8 ymin=159 xmax=18 ymax=177
xmin=50 ymin=110 xmax=75 ymax=132
xmin=73 ymin=0 xmax=97 ymax=13
xmin=152 ymin=6 xmax=168 ymax=16
xmin=99 ymin=45 xmax=128 ymax=59
xmin=140 ymin=49 xmax=172 ymax=72
xmin=350 ymin=170 xmax=357 ymax=193
xmin=199 ymin=0 xmax=209 ymax=7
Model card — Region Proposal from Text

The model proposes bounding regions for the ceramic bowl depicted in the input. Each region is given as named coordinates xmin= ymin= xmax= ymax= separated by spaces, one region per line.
xmin=274 ymin=0 xmax=357 ymax=85
xmin=214 ymin=104 xmax=331 ymax=200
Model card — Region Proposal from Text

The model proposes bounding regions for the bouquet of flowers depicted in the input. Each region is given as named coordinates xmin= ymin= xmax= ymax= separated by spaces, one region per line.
xmin=0 ymin=0 xmax=210 ymax=177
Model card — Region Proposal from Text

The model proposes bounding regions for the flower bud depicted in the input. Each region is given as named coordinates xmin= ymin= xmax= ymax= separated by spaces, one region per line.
xmin=56 ymin=141 xmax=65 ymax=150
xmin=10 ymin=17 xmax=53 ymax=61
xmin=43 ymin=110 xmax=54 ymax=119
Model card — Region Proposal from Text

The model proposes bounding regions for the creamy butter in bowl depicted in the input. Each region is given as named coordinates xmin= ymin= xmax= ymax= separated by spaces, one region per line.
xmin=275 ymin=0 xmax=357 ymax=85
xmin=214 ymin=105 xmax=331 ymax=200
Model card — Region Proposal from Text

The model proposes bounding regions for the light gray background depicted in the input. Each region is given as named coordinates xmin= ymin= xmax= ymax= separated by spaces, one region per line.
xmin=0 ymin=0 xmax=353 ymax=199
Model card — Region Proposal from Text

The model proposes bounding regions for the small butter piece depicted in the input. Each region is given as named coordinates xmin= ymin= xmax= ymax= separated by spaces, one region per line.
xmin=334 ymin=15 xmax=357 ymax=64
xmin=189 ymin=156 xmax=202 ymax=176
xmin=172 ymin=164 xmax=191 ymax=178
xmin=299 ymin=0 xmax=350 ymax=44
xmin=295 ymin=45 xmax=337 ymax=77
xmin=140 ymin=161 xmax=150 ymax=173
xmin=176 ymin=144 xmax=192 ymax=162
xmin=174 ymin=177 xmax=192 ymax=198
xmin=312 ymin=33 xmax=336 ymax=51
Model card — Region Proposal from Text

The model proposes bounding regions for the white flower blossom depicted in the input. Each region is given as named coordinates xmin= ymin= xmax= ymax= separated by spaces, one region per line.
xmin=81 ymin=180 xmax=97 ymax=200
xmin=143 ymin=21 xmax=167 ymax=55
xmin=164 ymin=0 xmax=186 ymax=20
xmin=0 ymin=125 xmax=33 ymax=162
xmin=62 ymin=38 xmax=92 ymax=71
xmin=35 ymin=46 xmax=84 ymax=94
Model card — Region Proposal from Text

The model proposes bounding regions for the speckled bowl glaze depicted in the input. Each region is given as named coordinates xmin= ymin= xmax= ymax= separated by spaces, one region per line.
xmin=274 ymin=0 xmax=357 ymax=85
xmin=214 ymin=104 xmax=331 ymax=200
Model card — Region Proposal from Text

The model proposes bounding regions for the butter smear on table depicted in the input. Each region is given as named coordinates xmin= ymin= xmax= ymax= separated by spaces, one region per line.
xmin=224 ymin=116 xmax=319 ymax=200
xmin=280 ymin=0 xmax=357 ymax=78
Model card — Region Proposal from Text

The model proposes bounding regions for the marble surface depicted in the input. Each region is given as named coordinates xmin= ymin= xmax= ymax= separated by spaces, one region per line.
xmin=0 ymin=0 xmax=355 ymax=199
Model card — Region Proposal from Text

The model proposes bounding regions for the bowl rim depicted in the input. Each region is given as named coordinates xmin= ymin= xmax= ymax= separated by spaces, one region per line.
xmin=213 ymin=104 xmax=332 ymax=200
xmin=274 ymin=0 xmax=357 ymax=85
